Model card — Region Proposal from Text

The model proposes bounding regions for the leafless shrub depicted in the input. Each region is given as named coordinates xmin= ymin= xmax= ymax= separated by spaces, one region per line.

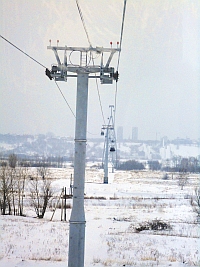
xmin=110 ymin=196 xmax=119 ymax=200
xmin=162 ymin=173 xmax=169 ymax=180
xmin=84 ymin=196 xmax=106 ymax=200
xmin=29 ymin=167 xmax=53 ymax=218
xmin=113 ymin=217 xmax=131 ymax=222
xmin=190 ymin=187 xmax=200 ymax=219
xmin=177 ymin=173 xmax=188 ymax=190
xmin=135 ymin=218 xmax=172 ymax=232
xmin=0 ymin=166 xmax=13 ymax=215
xmin=0 ymin=165 xmax=28 ymax=216
xmin=93 ymin=257 xmax=101 ymax=263
xmin=8 ymin=154 xmax=17 ymax=168
xmin=55 ymin=202 xmax=72 ymax=209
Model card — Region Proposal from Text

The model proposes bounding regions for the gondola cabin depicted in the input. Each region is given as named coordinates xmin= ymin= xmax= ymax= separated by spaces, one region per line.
xmin=110 ymin=147 xmax=115 ymax=152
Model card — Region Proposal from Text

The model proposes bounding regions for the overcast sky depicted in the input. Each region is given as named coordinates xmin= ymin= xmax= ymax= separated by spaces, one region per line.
xmin=0 ymin=0 xmax=199 ymax=140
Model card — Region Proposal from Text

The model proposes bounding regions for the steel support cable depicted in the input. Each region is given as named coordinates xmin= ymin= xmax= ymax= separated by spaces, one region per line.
xmin=114 ymin=0 xmax=127 ymax=168
xmin=85 ymin=56 xmax=105 ymax=136
xmin=0 ymin=34 xmax=76 ymax=119
xmin=117 ymin=0 xmax=127 ymax=72
xmin=54 ymin=81 xmax=76 ymax=118
xmin=95 ymin=75 xmax=106 ymax=125
xmin=91 ymin=56 xmax=106 ymax=125
xmin=114 ymin=82 xmax=118 ymax=126
xmin=75 ymin=0 xmax=92 ymax=47
xmin=114 ymin=0 xmax=127 ymax=126
xmin=75 ymin=1 xmax=106 ymax=128
xmin=0 ymin=34 xmax=47 ymax=69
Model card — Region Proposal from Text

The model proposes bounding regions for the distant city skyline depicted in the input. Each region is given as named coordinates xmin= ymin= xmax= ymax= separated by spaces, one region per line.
xmin=0 ymin=133 xmax=199 ymax=162
xmin=1 ymin=131 xmax=199 ymax=143
xmin=1 ymin=1 xmax=199 ymax=140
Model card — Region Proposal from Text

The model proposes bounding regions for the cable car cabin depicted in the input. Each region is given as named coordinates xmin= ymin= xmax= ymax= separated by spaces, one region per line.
xmin=110 ymin=147 xmax=115 ymax=152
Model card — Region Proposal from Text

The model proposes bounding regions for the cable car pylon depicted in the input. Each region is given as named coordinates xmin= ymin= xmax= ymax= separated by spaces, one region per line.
xmin=47 ymin=43 xmax=120 ymax=267
xmin=101 ymin=105 xmax=117 ymax=184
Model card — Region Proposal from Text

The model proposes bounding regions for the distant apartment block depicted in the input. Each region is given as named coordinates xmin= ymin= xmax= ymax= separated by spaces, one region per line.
xmin=117 ymin=126 xmax=123 ymax=142
xmin=132 ymin=127 xmax=138 ymax=141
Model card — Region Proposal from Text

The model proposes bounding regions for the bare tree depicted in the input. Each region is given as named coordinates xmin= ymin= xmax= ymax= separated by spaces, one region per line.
xmin=16 ymin=167 xmax=28 ymax=216
xmin=177 ymin=172 xmax=188 ymax=190
xmin=9 ymin=167 xmax=17 ymax=215
xmin=9 ymin=154 xmax=17 ymax=168
xmin=37 ymin=165 xmax=50 ymax=180
xmin=29 ymin=167 xmax=53 ymax=218
xmin=0 ymin=165 xmax=28 ymax=216
xmin=190 ymin=187 xmax=200 ymax=220
xmin=0 ymin=166 xmax=13 ymax=215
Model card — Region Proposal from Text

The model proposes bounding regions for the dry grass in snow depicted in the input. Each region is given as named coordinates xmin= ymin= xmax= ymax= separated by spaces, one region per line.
xmin=0 ymin=167 xmax=199 ymax=266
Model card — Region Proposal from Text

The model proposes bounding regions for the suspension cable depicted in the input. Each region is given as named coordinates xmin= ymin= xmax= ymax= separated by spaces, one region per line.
xmin=95 ymin=77 xmax=106 ymax=125
xmin=0 ymin=34 xmax=47 ymax=69
xmin=117 ymin=0 xmax=127 ymax=71
xmin=91 ymin=56 xmax=106 ymax=125
xmin=114 ymin=0 xmax=127 ymax=125
xmin=75 ymin=0 xmax=92 ymax=47
xmin=75 ymin=1 xmax=106 ymax=127
xmin=0 ymin=34 xmax=77 ymax=119
xmin=114 ymin=82 xmax=118 ymax=126
xmin=54 ymin=81 xmax=76 ymax=118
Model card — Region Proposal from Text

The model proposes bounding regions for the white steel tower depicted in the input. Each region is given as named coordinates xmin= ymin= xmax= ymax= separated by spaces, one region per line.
xmin=101 ymin=105 xmax=117 ymax=183
xmin=47 ymin=44 xmax=119 ymax=267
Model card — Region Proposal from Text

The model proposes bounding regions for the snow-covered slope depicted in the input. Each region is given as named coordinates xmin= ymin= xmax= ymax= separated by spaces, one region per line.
xmin=0 ymin=167 xmax=199 ymax=267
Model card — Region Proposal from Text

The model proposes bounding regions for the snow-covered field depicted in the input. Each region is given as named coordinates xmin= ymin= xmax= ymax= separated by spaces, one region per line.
xmin=0 ymin=166 xmax=199 ymax=267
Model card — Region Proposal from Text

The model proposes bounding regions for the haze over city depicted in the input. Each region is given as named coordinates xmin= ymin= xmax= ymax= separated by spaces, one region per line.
xmin=1 ymin=0 xmax=199 ymax=140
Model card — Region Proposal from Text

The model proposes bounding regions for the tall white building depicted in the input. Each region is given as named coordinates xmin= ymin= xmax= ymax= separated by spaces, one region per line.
xmin=132 ymin=127 xmax=138 ymax=141
xmin=117 ymin=126 xmax=123 ymax=142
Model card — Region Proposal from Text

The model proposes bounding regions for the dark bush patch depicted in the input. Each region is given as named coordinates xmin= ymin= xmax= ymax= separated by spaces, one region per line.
xmin=116 ymin=160 xmax=145 ymax=171
xmin=84 ymin=196 xmax=106 ymax=200
xmin=135 ymin=219 xmax=172 ymax=232
xmin=56 ymin=203 xmax=72 ymax=209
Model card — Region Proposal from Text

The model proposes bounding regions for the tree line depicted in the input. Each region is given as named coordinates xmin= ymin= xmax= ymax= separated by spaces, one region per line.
xmin=116 ymin=157 xmax=200 ymax=172
xmin=0 ymin=154 xmax=53 ymax=218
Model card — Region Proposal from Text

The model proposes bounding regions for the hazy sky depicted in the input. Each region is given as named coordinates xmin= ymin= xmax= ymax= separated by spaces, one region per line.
xmin=0 ymin=0 xmax=199 ymax=140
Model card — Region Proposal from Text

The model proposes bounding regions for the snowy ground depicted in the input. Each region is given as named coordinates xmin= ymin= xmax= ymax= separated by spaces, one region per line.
xmin=0 ymin=165 xmax=199 ymax=267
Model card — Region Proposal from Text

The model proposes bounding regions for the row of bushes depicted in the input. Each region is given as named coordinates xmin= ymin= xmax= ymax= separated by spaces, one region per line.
xmin=116 ymin=160 xmax=200 ymax=172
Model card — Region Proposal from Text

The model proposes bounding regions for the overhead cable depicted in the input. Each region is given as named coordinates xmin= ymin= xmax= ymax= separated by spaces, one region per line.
xmin=0 ymin=34 xmax=47 ymax=69
xmin=117 ymin=0 xmax=127 ymax=71
xmin=114 ymin=82 xmax=118 ymax=126
xmin=0 ymin=34 xmax=76 ymax=118
xmin=95 ymin=76 xmax=106 ymax=125
xmin=92 ymin=57 xmax=106 ymax=125
xmin=54 ymin=80 xmax=76 ymax=118
xmin=75 ymin=0 xmax=106 ymax=127
xmin=114 ymin=0 xmax=127 ymax=125
xmin=75 ymin=0 xmax=92 ymax=47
